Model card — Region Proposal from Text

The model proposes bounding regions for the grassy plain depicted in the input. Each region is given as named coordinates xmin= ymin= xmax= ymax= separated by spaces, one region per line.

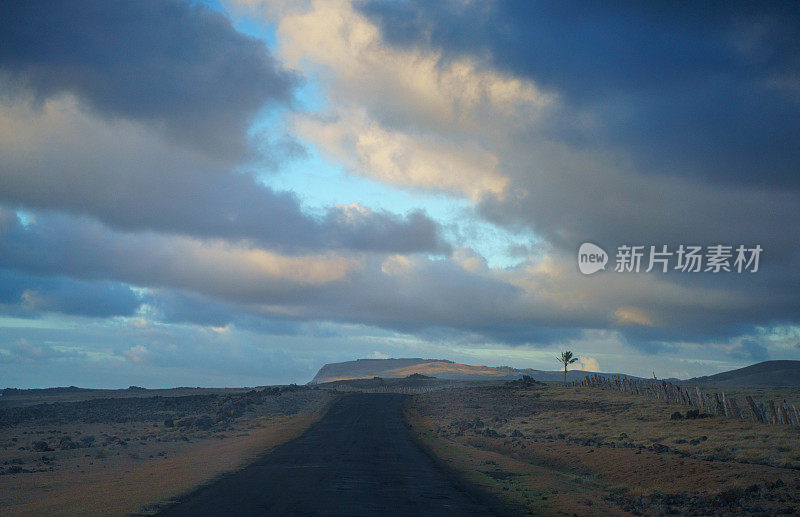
xmin=0 ymin=387 xmax=335 ymax=516
xmin=408 ymin=383 xmax=800 ymax=515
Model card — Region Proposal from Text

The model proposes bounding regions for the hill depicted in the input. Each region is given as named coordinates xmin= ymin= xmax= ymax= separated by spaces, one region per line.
xmin=687 ymin=360 xmax=800 ymax=387
xmin=309 ymin=358 xmax=628 ymax=384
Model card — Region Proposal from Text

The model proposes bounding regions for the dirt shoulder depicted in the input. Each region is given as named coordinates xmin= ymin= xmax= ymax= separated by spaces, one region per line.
xmin=0 ymin=387 xmax=336 ymax=516
xmin=407 ymin=383 xmax=800 ymax=516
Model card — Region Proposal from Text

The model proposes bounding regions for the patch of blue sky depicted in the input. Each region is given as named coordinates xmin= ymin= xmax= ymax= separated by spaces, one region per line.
xmin=253 ymin=141 xmax=537 ymax=267
xmin=246 ymin=93 xmax=537 ymax=266
xmin=205 ymin=0 xmax=540 ymax=268
xmin=15 ymin=209 xmax=33 ymax=227
xmin=196 ymin=0 xmax=278 ymax=47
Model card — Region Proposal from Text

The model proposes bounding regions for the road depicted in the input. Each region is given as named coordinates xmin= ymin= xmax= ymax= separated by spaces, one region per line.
xmin=158 ymin=392 xmax=501 ymax=516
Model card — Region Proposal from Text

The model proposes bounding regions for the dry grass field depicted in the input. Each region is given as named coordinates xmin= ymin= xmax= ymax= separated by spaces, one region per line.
xmin=0 ymin=387 xmax=336 ymax=516
xmin=408 ymin=382 xmax=800 ymax=515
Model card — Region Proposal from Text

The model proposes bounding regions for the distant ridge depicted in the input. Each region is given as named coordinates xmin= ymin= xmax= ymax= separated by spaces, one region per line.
xmin=309 ymin=358 xmax=630 ymax=384
xmin=1 ymin=386 xmax=91 ymax=396
xmin=310 ymin=358 xmax=448 ymax=384
xmin=687 ymin=360 xmax=800 ymax=387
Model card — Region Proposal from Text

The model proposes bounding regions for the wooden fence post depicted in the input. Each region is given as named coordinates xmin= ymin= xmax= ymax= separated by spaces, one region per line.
xmin=729 ymin=397 xmax=742 ymax=420
xmin=768 ymin=400 xmax=778 ymax=425
xmin=746 ymin=395 xmax=762 ymax=423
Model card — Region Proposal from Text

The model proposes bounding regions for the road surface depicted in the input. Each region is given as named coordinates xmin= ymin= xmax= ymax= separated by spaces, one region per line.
xmin=158 ymin=392 xmax=501 ymax=516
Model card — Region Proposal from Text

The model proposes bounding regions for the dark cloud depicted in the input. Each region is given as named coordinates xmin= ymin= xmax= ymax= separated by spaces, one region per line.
xmin=321 ymin=206 xmax=446 ymax=253
xmin=144 ymin=288 xmax=307 ymax=336
xmin=1 ymin=208 xmax=797 ymax=347
xmin=0 ymin=97 xmax=448 ymax=255
xmin=0 ymin=0 xmax=294 ymax=159
xmin=0 ymin=209 xmax=510 ymax=325
xmin=0 ymin=210 xmax=552 ymax=343
xmin=0 ymin=209 xmax=353 ymax=303
xmin=359 ymin=0 xmax=800 ymax=187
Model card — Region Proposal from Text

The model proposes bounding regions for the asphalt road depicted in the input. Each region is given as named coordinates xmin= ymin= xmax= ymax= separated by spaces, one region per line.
xmin=158 ymin=392 xmax=500 ymax=516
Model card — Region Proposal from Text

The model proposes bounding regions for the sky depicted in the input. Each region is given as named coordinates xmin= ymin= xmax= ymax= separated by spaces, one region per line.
xmin=1 ymin=0 xmax=799 ymax=388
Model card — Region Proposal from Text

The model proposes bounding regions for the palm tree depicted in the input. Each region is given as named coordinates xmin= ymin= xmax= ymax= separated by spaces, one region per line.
xmin=557 ymin=350 xmax=578 ymax=385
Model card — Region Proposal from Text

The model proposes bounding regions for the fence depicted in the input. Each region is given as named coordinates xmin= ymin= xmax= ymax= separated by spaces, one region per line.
xmin=574 ymin=374 xmax=800 ymax=428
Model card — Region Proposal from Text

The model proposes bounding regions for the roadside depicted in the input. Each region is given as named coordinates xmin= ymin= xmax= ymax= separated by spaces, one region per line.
xmin=407 ymin=383 xmax=800 ymax=515
xmin=0 ymin=387 xmax=335 ymax=516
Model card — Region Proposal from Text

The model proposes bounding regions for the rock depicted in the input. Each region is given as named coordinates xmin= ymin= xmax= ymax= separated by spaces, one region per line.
xmin=176 ymin=417 xmax=195 ymax=428
xmin=768 ymin=478 xmax=784 ymax=489
xmin=80 ymin=435 xmax=95 ymax=447
xmin=195 ymin=415 xmax=214 ymax=430
xmin=670 ymin=411 xmax=684 ymax=420
xmin=31 ymin=441 xmax=52 ymax=452
xmin=163 ymin=418 xmax=174 ymax=427
xmin=512 ymin=429 xmax=525 ymax=438
xmin=58 ymin=436 xmax=79 ymax=450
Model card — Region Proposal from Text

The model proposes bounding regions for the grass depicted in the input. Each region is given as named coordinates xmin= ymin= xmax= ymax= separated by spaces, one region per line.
xmin=0 ymin=391 xmax=337 ymax=516
xmin=408 ymin=383 xmax=800 ymax=515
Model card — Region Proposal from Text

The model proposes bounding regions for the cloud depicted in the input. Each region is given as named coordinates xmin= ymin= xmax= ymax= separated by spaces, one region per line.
xmin=1 ymin=207 xmax=794 ymax=350
xmin=615 ymin=307 xmax=654 ymax=327
xmin=0 ymin=0 xmax=294 ymax=160
xmin=730 ymin=338 xmax=770 ymax=363
xmin=269 ymin=0 xmax=551 ymax=199
xmin=0 ymin=99 xmax=448 ymax=254
xmin=351 ymin=1 xmax=800 ymax=309
xmin=0 ymin=324 xmax=320 ymax=387
xmin=0 ymin=209 xmax=362 ymax=304
xmin=0 ymin=337 xmax=86 ymax=365
xmin=296 ymin=109 xmax=508 ymax=200
xmin=359 ymin=1 xmax=800 ymax=188
xmin=575 ymin=356 xmax=600 ymax=373
xmin=123 ymin=345 xmax=150 ymax=364
xmin=0 ymin=268 xmax=141 ymax=319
